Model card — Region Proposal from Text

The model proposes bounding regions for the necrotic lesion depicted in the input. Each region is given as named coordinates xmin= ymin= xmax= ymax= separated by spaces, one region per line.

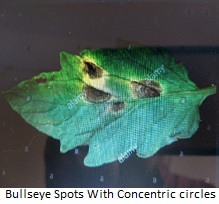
xmin=131 ymin=80 xmax=162 ymax=98
xmin=110 ymin=101 xmax=125 ymax=113
xmin=82 ymin=85 xmax=111 ymax=103
xmin=83 ymin=61 xmax=103 ymax=79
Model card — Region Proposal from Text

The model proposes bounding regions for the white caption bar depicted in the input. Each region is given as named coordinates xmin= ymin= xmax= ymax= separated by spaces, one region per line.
xmin=0 ymin=188 xmax=218 ymax=204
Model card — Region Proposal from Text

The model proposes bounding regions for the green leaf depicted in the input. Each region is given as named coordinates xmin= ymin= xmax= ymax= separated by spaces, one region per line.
xmin=4 ymin=47 xmax=216 ymax=167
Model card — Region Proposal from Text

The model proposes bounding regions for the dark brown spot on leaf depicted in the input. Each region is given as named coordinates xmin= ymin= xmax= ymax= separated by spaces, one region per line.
xmin=131 ymin=80 xmax=162 ymax=98
xmin=82 ymin=85 xmax=111 ymax=103
xmin=35 ymin=78 xmax=47 ymax=84
xmin=111 ymin=101 xmax=125 ymax=112
xmin=83 ymin=61 xmax=103 ymax=79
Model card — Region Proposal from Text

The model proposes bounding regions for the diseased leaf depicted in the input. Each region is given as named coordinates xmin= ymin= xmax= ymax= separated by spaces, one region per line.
xmin=4 ymin=47 xmax=216 ymax=167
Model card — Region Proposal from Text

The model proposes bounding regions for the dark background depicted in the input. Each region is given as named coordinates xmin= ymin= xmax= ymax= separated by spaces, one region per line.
xmin=0 ymin=0 xmax=219 ymax=187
